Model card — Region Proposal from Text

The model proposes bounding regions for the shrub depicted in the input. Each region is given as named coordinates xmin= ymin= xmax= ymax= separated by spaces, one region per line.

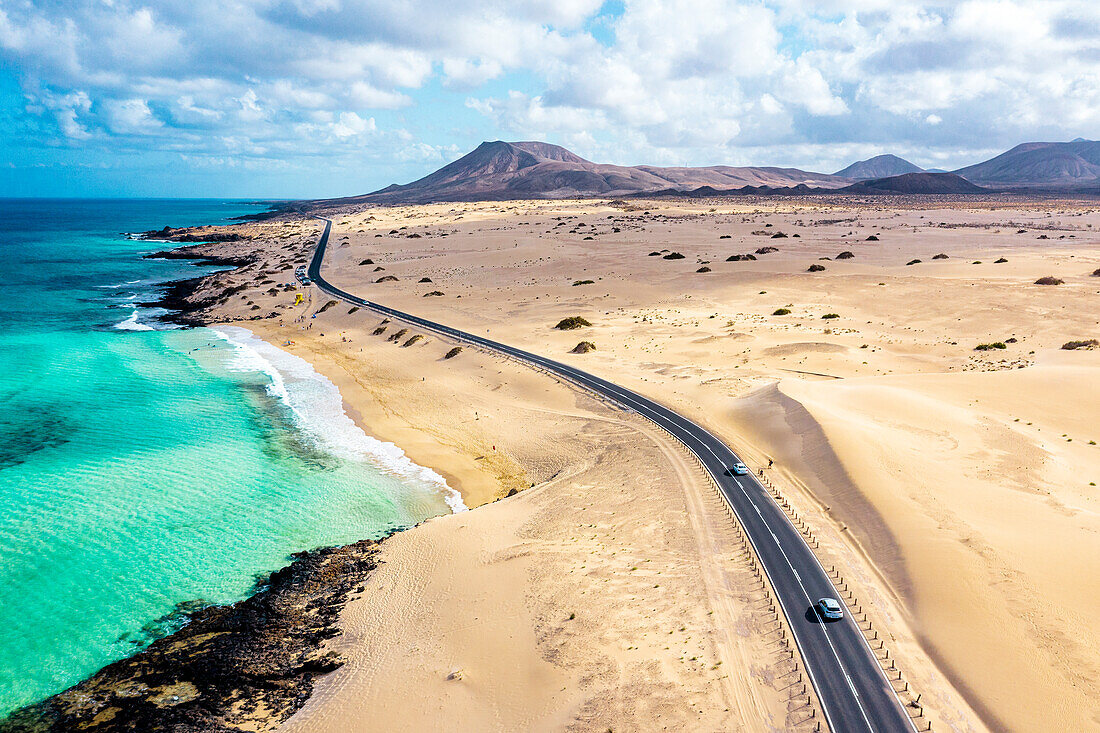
xmin=359 ymin=258 xmax=374 ymax=265
xmin=555 ymin=316 xmax=592 ymax=330
xmin=866 ymin=235 xmax=879 ymax=241
xmin=719 ymin=234 xmax=732 ymax=239
xmin=663 ymin=252 xmax=685 ymax=260
xmin=372 ymin=326 xmax=387 ymax=336
xmin=906 ymin=259 xmax=921 ymax=266
xmin=648 ymin=251 xmax=662 ymax=256
xmin=402 ymin=334 xmax=424 ymax=347
xmin=995 ymin=257 xmax=1008 ymax=263
xmin=444 ymin=346 xmax=463 ymax=359
xmin=1062 ymin=340 xmax=1099 ymax=350
xmin=317 ymin=300 xmax=338 ymax=313
xmin=348 ymin=306 xmax=359 ymax=314
xmin=1034 ymin=276 xmax=1064 ymax=285
xmin=572 ymin=279 xmax=595 ymax=286
xmin=772 ymin=308 xmax=791 ymax=315
xmin=418 ymin=277 xmax=432 ymax=283
xmin=1091 ymin=268 xmax=1100 ymax=277
xmin=423 ymin=291 xmax=444 ymax=297
xmin=755 ymin=246 xmax=779 ymax=254
xmin=822 ymin=313 xmax=839 ymax=319
xmin=387 ymin=328 xmax=408 ymax=342
xmin=835 ymin=251 xmax=855 ymax=259
xmin=932 ymin=253 xmax=949 ymax=259
xmin=570 ymin=341 xmax=596 ymax=353
xmin=696 ymin=266 xmax=711 ymax=273
xmin=375 ymin=275 xmax=398 ymax=283
xmin=807 ymin=264 xmax=826 ymax=272
xmin=771 ymin=232 xmax=788 ymax=239
xmin=975 ymin=342 xmax=1007 ymax=351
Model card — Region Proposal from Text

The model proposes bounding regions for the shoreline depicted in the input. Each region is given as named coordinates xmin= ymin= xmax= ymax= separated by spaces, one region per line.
xmin=0 ymin=540 xmax=384 ymax=732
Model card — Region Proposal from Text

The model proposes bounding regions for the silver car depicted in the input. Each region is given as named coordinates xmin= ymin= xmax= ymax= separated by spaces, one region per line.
xmin=731 ymin=462 xmax=749 ymax=475
xmin=815 ymin=597 xmax=844 ymax=621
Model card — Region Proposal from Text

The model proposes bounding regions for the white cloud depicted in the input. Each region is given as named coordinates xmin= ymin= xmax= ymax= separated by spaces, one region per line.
xmin=1 ymin=0 xmax=1098 ymax=186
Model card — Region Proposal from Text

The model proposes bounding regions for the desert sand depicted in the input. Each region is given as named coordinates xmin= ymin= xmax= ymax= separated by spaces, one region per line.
xmin=183 ymin=194 xmax=1099 ymax=732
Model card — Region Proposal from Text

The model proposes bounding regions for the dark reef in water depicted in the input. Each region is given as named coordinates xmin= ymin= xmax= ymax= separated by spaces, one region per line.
xmin=0 ymin=540 xmax=380 ymax=733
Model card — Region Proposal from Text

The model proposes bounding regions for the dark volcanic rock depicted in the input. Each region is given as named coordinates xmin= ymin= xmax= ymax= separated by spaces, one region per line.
xmin=142 ymin=226 xmax=246 ymax=243
xmin=0 ymin=541 xmax=381 ymax=733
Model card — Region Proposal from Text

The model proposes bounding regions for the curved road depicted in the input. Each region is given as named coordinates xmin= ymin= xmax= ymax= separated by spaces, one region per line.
xmin=307 ymin=217 xmax=917 ymax=732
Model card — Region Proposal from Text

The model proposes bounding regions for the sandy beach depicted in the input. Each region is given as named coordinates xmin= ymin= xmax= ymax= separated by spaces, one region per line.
xmin=139 ymin=195 xmax=1100 ymax=732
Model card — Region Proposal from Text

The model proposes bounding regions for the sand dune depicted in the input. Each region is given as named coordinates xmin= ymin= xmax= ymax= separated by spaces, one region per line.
xmin=177 ymin=194 xmax=1100 ymax=731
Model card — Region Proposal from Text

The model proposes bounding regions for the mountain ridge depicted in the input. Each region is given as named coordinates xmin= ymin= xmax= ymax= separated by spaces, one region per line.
xmin=834 ymin=154 xmax=923 ymax=180
xmin=313 ymin=138 xmax=1100 ymax=206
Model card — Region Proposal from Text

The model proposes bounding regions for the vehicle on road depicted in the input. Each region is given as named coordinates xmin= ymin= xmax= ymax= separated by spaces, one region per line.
xmin=728 ymin=462 xmax=749 ymax=475
xmin=815 ymin=597 xmax=844 ymax=621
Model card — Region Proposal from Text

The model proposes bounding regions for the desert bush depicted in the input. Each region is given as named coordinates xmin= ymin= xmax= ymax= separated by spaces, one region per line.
xmin=822 ymin=313 xmax=839 ymax=319
xmin=572 ymin=280 xmax=595 ymax=286
xmin=932 ymin=253 xmax=949 ymax=259
xmin=771 ymin=232 xmax=788 ymax=239
xmin=359 ymin=258 xmax=374 ymax=265
xmin=807 ymin=264 xmax=826 ymax=272
xmin=423 ymin=291 xmax=444 ymax=297
xmin=402 ymin=334 xmax=424 ymax=347
xmin=866 ymin=235 xmax=879 ymax=241
xmin=444 ymin=346 xmax=463 ymax=359
xmin=387 ymin=328 xmax=408 ymax=342
xmin=372 ymin=326 xmax=387 ymax=335
xmin=348 ymin=306 xmax=359 ymax=314
xmin=570 ymin=341 xmax=596 ymax=353
xmin=697 ymin=266 xmax=711 ymax=273
xmin=1062 ymin=340 xmax=1099 ymax=350
xmin=995 ymin=257 xmax=1008 ymax=263
xmin=755 ymin=246 xmax=779 ymax=254
xmin=772 ymin=308 xmax=791 ymax=315
xmin=648 ymin=251 xmax=661 ymax=256
xmin=975 ymin=342 xmax=1007 ymax=351
xmin=375 ymin=275 xmax=398 ymax=283
xmin=317 ymin=300 xmax=338 ymax=313
xmin=906 ymin=259 xmax=921 ymax=265
xmin=418 ymin=277 xmax=432 ymax=283
xmin=555 ymin=316 xmax=592 ymax=330
xmin=1034 ymin=276 xmax=1064 ymax=285
xmin=835 ymin=251 xmax=855 ymax=259
xmin=1091 ymin=268 xmax=1100 ymax=277
xmin=663 ymin=252 xmax=685 ymax=260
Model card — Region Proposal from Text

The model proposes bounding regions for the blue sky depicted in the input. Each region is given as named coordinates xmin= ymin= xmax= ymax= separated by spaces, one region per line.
xmin=1 ymin=0 xmax=1098 ymax=198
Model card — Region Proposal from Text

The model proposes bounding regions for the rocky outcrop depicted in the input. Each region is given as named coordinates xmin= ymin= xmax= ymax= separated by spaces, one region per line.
xmin=0 ymin=540 xmax=381 ymax=733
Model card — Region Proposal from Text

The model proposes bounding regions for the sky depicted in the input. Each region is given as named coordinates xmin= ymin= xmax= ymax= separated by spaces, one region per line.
xmin=1 ymin=0 xmax=1098 ymax=198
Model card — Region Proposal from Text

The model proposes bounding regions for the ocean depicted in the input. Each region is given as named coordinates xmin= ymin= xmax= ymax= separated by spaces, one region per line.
xmin=0 ymin=200 xmax=461 ymax=715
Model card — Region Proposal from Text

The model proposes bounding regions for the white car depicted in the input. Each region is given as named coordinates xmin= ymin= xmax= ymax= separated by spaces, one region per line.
xmin=815 ymin=597 xmax=844 ymax=621
xmin=730 ymin=462 xmax=749 ymax=476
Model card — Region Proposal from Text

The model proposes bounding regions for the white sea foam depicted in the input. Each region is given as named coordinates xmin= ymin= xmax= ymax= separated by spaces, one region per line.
xmin=210 ymin=326 xmax=467 ymax=513
xmin=114 ymin=309 xmax=156 ymax=331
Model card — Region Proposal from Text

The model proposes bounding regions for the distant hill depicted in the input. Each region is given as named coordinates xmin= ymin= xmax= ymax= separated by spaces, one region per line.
xmin=834 ymin=154 xmax=923 ymax=180
xmin=641 ymin=172 xmax=988 ymax=198
xmin=839 ymin=172 xmax=987 ymax=194
xmin=329 ymin=141 xmax=851 ymax=204
xmin=954 ymin=140 xmax=1100 ymax=188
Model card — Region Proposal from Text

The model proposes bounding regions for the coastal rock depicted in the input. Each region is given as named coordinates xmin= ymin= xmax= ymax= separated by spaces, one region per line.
xmin=0 ymin=541 xmax=381 ymax=733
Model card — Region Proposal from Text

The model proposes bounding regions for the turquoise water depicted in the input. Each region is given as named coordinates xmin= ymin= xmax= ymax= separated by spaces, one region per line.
xmin=0 ymin=200 xmax=460 ymax=715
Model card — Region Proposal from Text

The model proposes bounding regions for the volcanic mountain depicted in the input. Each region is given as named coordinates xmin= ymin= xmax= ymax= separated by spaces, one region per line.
xmin=834 ymin=154 xmax=923 ymax=180
xmin=839 ymin=172 xmax=987 ymax=194
xmin=345 ymin=141 xmax=852 ymax=204
xmin=954 ymin=139 xmax=1100 ymax=188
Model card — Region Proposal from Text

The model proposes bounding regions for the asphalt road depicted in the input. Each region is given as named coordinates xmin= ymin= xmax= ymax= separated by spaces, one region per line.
xmin=306 ymin=217 xmax=917 ymax=732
